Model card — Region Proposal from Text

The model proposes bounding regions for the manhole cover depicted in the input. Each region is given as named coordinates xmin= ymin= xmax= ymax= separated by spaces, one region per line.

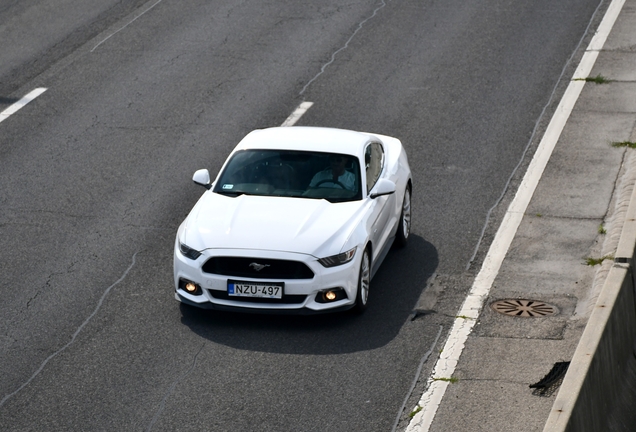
xmin=490 ymin=299 xmax=558 ymax=317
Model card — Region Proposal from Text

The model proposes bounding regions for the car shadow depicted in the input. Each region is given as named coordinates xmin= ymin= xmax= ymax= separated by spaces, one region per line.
xmin=179 ymin=235 xmax=438 ymax=355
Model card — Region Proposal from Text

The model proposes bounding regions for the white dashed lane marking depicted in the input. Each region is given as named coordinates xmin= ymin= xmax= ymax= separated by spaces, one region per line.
xmin=281 ymin=101 xmax=314 ymax=127
xmin=0 ymin=87 xmax=47 ymax=125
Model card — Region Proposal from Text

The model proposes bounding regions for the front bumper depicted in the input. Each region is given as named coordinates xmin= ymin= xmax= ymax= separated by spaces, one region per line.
xmin=173 ymin=245 xmax=361 ymax=314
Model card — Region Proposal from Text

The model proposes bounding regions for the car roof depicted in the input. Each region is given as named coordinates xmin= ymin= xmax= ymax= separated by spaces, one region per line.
xmin=234 ymin=127 xmax=376 ymax=156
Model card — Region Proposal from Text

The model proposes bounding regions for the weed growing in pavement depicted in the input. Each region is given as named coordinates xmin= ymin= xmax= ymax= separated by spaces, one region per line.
xmin=611 ymin=141 xmax=636 ymax=149
xmin=409 ymin=406 xmax=423 ymax=418
xmin=585 ymin=255 xmax=614 ymax=266
xmin=574 ymin=74 xmax=612 ymax=84
xmin=433 ymin=377 xmax=459 ymax=384
xmin=598 ymin=224 xmax=607 ymax=234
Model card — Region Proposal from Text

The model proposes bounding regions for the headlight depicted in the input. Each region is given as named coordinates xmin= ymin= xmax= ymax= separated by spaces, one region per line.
xmin=179 ymin=243 xmax=202 ymax=260
xmin=318 ymin=247 xmax=356 ymax=268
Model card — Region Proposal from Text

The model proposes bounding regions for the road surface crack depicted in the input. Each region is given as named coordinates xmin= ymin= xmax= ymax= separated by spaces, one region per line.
xmin=146 ymin=343 xmax=205 ymax=432
xmin=299 ymin=0 xmax=391 ymax=95
xmin=0 ymin=251 xmax=139 ymax=408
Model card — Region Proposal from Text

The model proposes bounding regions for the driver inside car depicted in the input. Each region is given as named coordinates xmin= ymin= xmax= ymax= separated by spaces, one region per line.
xmin=309 ymin=155 xmax=356 ymax=191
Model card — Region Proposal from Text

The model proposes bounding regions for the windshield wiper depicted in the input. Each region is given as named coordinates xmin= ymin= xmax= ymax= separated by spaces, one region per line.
xmin=215 ymin=191 xmax=249 ymax=197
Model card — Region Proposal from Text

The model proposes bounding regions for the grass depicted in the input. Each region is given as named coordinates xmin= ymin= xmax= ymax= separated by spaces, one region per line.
xmin=611 ymin=141 xmax=636 ymax=149
xmin=433 ymin=377 xmax=459 ymax=384
xmin=409 ymin=406 xmax=423 ymax=418
xmin=585 ymin=255 xmax=614 ymax=266
xmin=598 ymin=224 xmax=606 ymax=235
xmin=574 ymin=74 xmax=612 ymax=84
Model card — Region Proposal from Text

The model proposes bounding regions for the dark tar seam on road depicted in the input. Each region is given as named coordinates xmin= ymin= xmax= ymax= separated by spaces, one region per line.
xmin=391 ymin=325 xmax=444 ymax=432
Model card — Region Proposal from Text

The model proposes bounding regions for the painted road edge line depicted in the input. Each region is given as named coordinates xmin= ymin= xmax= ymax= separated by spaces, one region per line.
xmin=405 ymin=0 xmax=626 ymax=430
xmin=0 ymin=88 xmax=47 ymax=124
xmin=281 ymin=101 xmax=314 ymax=127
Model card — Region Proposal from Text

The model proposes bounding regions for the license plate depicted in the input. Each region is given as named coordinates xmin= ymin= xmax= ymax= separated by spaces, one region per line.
xmin=227 ymin=281 xmax=284 ymax=299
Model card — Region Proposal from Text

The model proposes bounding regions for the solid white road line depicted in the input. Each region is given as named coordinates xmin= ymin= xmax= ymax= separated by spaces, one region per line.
xmin=0 ymin=88 xmax=47 ymax=124
xmin=406 ymin=0 xmax=626 ymax=430
xmin=281 ymin=101 xmax=314 ymax=126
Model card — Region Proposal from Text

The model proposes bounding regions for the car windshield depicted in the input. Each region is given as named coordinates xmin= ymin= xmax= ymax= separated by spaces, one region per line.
xmin=213 ymin=149 xmax=362 ymax=202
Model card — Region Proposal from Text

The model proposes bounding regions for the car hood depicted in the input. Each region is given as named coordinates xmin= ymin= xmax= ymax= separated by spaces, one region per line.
xmin=182 ymin=192 xmax=365 ymax=257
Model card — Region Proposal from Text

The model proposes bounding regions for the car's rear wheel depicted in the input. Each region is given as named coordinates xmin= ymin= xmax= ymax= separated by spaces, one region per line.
xmin=353 ymin=248 xmax=371 ymax=313
xmin=394 ymin=185 xmax=411 ymax=248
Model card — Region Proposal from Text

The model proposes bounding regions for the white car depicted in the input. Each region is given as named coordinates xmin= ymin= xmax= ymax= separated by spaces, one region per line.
xmin=173 ymin=126 xmax=412 ymax=314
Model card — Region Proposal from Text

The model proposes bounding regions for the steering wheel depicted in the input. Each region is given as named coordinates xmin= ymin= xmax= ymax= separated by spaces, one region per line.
xmin=315 ymin=179 xmax=346 ymax=189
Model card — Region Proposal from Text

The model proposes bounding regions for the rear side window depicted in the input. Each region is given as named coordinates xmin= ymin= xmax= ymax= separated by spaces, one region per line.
xmin=365 ymin=142 xmax=385 ymax=194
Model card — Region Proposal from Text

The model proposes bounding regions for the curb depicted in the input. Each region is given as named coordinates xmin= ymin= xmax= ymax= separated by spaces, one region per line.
xmin=544 ymin=173 xmax=636 ymax=431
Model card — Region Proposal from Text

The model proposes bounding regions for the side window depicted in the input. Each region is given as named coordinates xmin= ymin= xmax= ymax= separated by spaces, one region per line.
xmin=365 ymin=142 xmax=384 ymax=194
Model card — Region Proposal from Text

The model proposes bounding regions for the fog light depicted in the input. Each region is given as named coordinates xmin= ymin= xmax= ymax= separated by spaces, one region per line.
xmin=316 ymin=288 xmax=347 ymax=303
xmin=325 ymin=290 xmax=337 ymax=301
xmin=179 ymin=279 xmax=201 ymax=296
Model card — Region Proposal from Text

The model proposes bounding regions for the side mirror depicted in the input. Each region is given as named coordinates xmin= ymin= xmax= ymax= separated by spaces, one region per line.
xmin=193 ymin=169 xmax=211 ymax=189
xmin=369 ymin=178 xmax=396 ymax=199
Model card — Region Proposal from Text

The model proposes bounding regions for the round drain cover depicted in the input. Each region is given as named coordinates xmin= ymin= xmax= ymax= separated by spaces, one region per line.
xmin=490 ymin=299 xmax=558 ymax=317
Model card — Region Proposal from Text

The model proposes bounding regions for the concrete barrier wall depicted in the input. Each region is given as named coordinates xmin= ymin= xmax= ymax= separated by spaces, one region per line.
xmin=544 ymin=186 xmax=636 ymax=431
xmin=566 ymin=265 xmax=635 ymax=431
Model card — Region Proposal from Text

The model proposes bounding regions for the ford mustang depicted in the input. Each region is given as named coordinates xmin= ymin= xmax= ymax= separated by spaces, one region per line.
xmin=173 ymin=126 xmax=411 ymax=314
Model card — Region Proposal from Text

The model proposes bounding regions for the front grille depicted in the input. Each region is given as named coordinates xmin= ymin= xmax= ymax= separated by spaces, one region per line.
xmin=202 ymin=257 xmax=314 ymax=279
xmin=209 ymin=290 xmax=307 ymax=304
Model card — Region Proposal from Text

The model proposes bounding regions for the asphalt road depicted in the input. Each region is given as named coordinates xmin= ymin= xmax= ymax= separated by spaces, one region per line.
xmin=0 ymin=0 xmax=605 ymax=430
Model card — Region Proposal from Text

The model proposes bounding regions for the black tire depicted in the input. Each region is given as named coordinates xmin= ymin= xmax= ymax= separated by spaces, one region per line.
xmin=353 ymin=248 xmax=371 ymax=313
xmin=394 ymin=185 xmax=411 ymax=248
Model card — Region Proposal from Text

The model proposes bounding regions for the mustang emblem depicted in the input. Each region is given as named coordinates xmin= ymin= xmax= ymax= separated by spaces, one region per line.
xmin=249 ymin=262 xmax=270 ymax=272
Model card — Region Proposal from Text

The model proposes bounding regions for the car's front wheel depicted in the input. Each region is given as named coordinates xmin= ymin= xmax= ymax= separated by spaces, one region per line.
xmin=394 ymin=185 xmax=411 ymax=248
xmin=353 ymin=248 xmax=371 ymax=313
